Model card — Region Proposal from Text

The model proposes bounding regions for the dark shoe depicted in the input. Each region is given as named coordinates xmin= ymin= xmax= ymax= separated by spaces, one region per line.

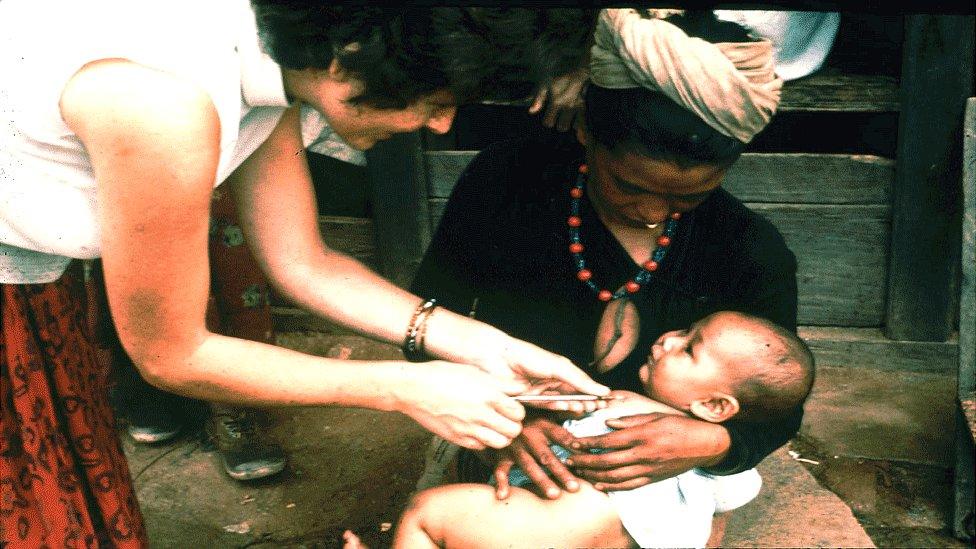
xmin=112 ymin=353 xmax=186 ymax=444
xmin=125 ymin=395 xmax=182 ymax=444
xmin=209 ymin=407 xmax=286 ymax=481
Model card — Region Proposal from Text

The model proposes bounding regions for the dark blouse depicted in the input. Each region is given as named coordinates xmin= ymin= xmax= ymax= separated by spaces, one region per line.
xmin=410 ymin=136 xmax=802 ymax=474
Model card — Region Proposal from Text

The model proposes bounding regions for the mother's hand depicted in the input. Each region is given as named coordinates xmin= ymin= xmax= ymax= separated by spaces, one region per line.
xmin=492 ymin=415 xmax=582 ymax=500
xmin=565 ymin=413 xmax=731 ymax=491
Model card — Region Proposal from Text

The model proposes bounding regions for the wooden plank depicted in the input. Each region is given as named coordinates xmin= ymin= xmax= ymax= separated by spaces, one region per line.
xmin=711 ymin=203 xmax=891 ymax=327
xmin=885 ymin=14 xmax=975 ymax=341
xmin=365 ymin=132 xmax=430 ymax=287
xmin=726 ymin=155 xmax=893 ymax=203
xmin=779 ymin=71 xmax=899 ymax=113
xmin=319 ymin=215 xmax=377 ymax=270
xmin=752 ymin=204 xmax=889 ymax=327
xmin=288 ymin=210 xmax=884 ymax=330
xmin=426 ymin=151 xmax=893 ymax=204
xmin=799 ymin=326 xmax=957 ymax=373
xmin=478 ymin=72 xmax=898 ymax=113
xmin=428 ymin=201 xmax=889 ymax=327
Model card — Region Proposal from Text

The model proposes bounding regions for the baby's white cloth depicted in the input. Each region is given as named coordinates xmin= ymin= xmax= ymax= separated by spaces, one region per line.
xmin=563 ymin=406 xmax=762 ymax=548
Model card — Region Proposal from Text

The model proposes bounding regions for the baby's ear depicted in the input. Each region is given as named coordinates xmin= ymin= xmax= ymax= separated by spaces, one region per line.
xmin=689 ymin=393 xmax=739 ymax=423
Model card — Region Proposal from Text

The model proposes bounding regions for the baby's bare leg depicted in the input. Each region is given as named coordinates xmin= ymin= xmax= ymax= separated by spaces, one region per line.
xmin=392 ymin=482 xmax=634 ymax=549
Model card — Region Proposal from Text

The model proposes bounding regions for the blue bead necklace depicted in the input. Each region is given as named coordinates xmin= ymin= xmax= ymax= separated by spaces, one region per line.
xmin=567 ymin=164 xmax=680 ymax=302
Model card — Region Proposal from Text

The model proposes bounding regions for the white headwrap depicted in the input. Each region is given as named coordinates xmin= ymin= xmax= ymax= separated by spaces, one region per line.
xmin=590 ymin=9 xmax=783 ymax=143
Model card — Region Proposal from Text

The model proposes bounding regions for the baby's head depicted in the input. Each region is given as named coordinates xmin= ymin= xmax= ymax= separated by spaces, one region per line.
xmin=639 ymin=311 xmax=815 ymax=423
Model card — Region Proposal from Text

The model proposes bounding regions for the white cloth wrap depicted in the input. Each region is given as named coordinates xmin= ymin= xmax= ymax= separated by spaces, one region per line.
xmin=563 ymin=405 xmax=762 ymax=548
xmin=590 ymin=8 xmax=783 ymax=143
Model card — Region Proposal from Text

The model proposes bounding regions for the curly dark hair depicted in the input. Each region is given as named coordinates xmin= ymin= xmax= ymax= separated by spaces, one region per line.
xmin=251 ymin=1 xmax=597 ymax=109
xmin=584 ymin=11 xmax=758 ymax=168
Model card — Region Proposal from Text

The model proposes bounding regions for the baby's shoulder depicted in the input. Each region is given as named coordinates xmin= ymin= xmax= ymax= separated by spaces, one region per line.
xmin=607 ymin=391 xmax=682 ymax=415
xmin=565 ymin=393 xmax=682 ymax=429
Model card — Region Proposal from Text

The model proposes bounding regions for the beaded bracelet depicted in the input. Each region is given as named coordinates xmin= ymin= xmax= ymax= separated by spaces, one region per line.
xmin=403 ymin=298 xmax=438 ymax=361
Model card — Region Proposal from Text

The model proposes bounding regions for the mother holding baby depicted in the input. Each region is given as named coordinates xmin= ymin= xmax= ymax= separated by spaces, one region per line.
xmin=410 ymin=8 xmax=802 ymax=509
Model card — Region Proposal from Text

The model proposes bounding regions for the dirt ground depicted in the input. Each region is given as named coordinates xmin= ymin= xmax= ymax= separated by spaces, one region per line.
xmin=790 ymin=437 xmax=970 ymax=548
xmin=126 ymin=406 xmax=428 ymax=548
xmin=121 ymin=331 xmax=965 ymax=548
xmin=124 ymin=333 xmax=424 ymax=548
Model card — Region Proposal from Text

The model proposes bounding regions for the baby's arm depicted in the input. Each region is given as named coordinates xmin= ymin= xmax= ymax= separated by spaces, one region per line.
xmin=392 ymin=483 xmax=634 ymax=549
xmin=604 ymin=390 xmax=687 ymax=418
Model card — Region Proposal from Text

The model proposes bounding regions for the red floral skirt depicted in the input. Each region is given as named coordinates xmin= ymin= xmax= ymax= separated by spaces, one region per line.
xmin=0 ymin=266 xmax=146 ymax=548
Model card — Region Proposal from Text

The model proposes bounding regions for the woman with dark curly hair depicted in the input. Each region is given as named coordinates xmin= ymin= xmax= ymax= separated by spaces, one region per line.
xmin=0 ymin=1 xmax=603 ymax=546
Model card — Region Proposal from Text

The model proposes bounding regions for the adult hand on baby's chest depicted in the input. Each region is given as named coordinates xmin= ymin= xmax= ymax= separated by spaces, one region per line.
xmin=565 ymin=413 xmax=727 ymax=491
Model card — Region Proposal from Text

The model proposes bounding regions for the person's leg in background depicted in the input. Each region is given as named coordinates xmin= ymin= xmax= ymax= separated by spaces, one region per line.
xmin=206 ymin=186 xmax=287 ymax=481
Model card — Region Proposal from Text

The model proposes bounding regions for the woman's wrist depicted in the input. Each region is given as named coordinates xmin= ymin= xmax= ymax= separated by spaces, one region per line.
xmin=385 ymin=361 xmax=422 ymax=415
xmin=420 ymin=306 xmax=508 ymax=365
xmin=402 ymin=298 xmax=438 ymax=361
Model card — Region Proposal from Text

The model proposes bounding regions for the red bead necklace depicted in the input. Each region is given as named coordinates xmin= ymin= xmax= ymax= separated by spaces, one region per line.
xmin=567 ymin=164 xmax=681 ymax=302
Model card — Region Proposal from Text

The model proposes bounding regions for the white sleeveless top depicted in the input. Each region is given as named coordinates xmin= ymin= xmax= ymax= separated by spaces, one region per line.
xmin=0 ymin=0 xmax=327 ymax=283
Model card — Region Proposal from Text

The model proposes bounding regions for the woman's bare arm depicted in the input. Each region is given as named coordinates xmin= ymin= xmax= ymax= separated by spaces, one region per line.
xmin=59 ymin=59 xmax=527 ymax=450
xmin=226 ymin=103 xmax=609 ymax=398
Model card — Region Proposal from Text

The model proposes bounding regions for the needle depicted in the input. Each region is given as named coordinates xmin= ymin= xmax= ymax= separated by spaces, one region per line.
xmin=513 ymin=394 xmax=622 ymax=402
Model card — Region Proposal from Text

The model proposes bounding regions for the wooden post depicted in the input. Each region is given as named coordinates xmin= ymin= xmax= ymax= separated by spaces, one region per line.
xmin=954 ymin=98 xmax=976 ymax=541
xmin=961 ymin=98 xmax=976 ymax=439
xmin=885 ymin=15 xmax=975 ymax=341
xmin=365 ymin=131 xmax=431 ymax=288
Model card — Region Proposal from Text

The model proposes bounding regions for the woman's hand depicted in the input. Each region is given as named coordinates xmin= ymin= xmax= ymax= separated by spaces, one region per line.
xmin=467 ymin=331 xmax=610 ymax=400
xmin=395 ymin=361 xmax=528 ymax=451
xmin=422 ymin=306 xmax=608 ymax=400
xmin=515 ymin=380 xmax=610 ymax=415
xmin=565 ymin=413 xmax=731 ymax=491
xmin=492 ymin=415 xmax=582 ymax=500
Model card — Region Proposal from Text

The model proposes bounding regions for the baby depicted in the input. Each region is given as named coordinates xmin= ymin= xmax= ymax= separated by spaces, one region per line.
xmin=388 ymin=311 xmax=815 ymax=549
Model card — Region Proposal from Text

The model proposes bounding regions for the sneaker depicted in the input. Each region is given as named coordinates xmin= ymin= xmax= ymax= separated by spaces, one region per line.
xmin=208 ymin=407 xmax=286 ymax=481
xmin=112 ymin=352 xmax=184 ymax=444
xmin=124 ymin=392 xmax=183 ymax=444
xmin=414 ymin=436 xmax=461 ymax=491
